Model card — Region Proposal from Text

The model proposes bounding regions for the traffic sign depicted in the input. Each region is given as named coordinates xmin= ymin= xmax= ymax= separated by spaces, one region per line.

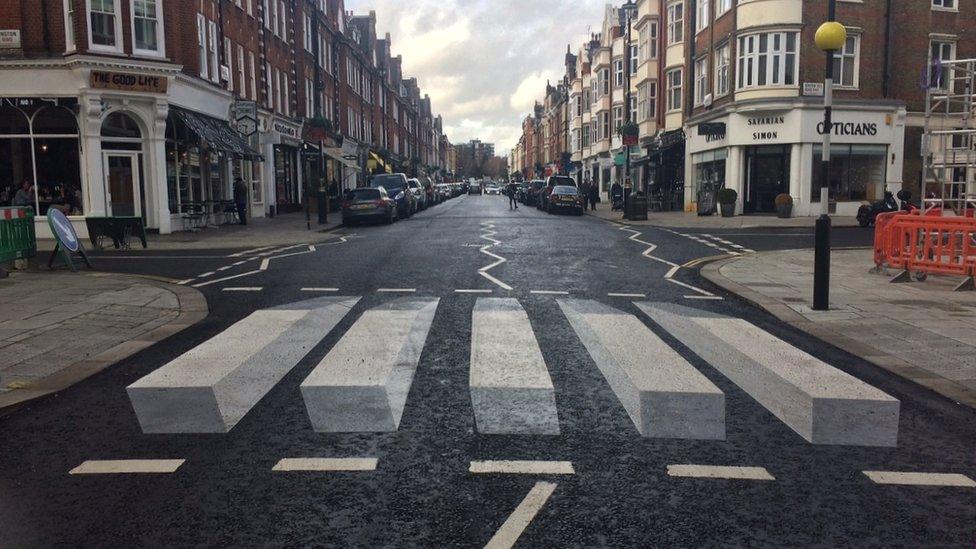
xmin=47 ymin=208 xmax=79 ymax=252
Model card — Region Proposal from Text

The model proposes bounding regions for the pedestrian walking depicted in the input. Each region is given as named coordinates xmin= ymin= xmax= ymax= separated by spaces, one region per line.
xmin=506 ymin=181 xmax=519 ymax=210
xmin=588 ymin=181 xmax=599 ymax=211
xmin=233 ymin=177 xmax=248 ymax=225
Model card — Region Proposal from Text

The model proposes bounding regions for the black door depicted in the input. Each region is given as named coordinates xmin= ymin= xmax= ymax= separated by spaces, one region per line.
xmin=745 ymin=145 xmax=790 ymax=213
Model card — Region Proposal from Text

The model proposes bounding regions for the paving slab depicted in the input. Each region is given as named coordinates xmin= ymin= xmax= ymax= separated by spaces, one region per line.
xmin=637 ymin=302 xmax=900 ymax=447
xmin=470 ymin=298 xmax=559 ymax=435
xmin=301 ymin=298 xmax=439 ymax=433
xmin=558 ymin=299 xmax=725 ymax=440
xmin=128 ymin=296 xmax=358 ymax=433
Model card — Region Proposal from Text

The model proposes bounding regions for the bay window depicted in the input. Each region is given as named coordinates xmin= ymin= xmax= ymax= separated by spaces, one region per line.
xmin=601 ymin=111 xmax=610 ymax=141
xmin=666 ymin=68 xmax=682 ymax=111
xmin=694 ymin=57 xmax=708 ymax=106
xmin=736 ymin=31 xmax=798 ymax=89
xmin=667 ymin=2 xmax=683 ymax=45
xmin=132 ymin=0 xmax=164 ymax=56
xmin=630 ymin=44 xmax=639 ymax=75
xmin=89 ymin=0 xmax=121 ymax=50
xmin=638 ymin=21 xmax=658 ymax=62
xmin=613 ymin=106 xmax=623 ymax=133
xmin=614 ymin=59 xmax=624 ymax=88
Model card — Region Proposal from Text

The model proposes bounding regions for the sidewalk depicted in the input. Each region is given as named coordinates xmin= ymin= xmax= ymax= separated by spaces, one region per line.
xmin=585 ymin=207 xmax=859 ymax=229
xmin=702 ymin=248 xmax=976 ymax=408
xmin=0 ymin=270 xmax=207 ymax=411
xmin=37 ymin=212 xmax=342 ymax=252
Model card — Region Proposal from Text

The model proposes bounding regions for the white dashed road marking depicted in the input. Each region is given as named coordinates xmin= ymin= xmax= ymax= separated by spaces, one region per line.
xmin=530 ymin=290 xmax=570 ymax=295
xmin=863 ymin=471 xmax=976 ymax=487
xmin=484 ymin=481 xmax=558 ymax=549
xmin=301 ymin=288 xmax=340 ymax=292
xmin=377 ymin=288 xmax=417 ymax=293
xmin=469 ymin=460 xmax=575 ymax=475
xmin=455 ymin=289 xmax=493 ymax=294
xmin=70 ymin=459 xmax=186 ymax=475
xmin=667 ymin=464 xmax=775 ymax=481
xmin=222 ymin=287 xmax=263 ymax=292
xmin=272 ymin=458 xmax=378 ymax=472
xmin=608 ymin=293 xmax=646 ymax=298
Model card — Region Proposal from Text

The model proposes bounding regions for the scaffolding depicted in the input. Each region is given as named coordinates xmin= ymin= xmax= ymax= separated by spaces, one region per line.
xmin=922 ymin=58 xmax=976 ymax=216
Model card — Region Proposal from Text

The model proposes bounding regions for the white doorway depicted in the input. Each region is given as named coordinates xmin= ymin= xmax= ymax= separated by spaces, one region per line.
xmin=103 ymin=152 xmax=142 ymax=217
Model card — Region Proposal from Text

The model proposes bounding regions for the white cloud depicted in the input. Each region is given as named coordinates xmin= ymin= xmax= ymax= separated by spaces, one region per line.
xmin=345 ymin=0 xmax=608 ymax=155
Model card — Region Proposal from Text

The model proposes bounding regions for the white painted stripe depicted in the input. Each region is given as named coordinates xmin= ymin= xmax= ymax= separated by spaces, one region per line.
xmin=530 ymin=290 xmax=570 ymax=295
xmin=484 ymin=481 xmax=558 ymax=549
xmin=193 ymin=270 xmax=264 ymax=288
xmin=470 ymin=460 xmax=575 ymax=475
xmin=863 ymin=471 xmax=976 ymax=487
xmin=70 ymin=459 xmax=185 ymax=475
xmin=272 ymin=458 xmax=378 ymax=472
xmin=233 ymin=261 xmax=248 ymax=266
xmin=217 ymin=266 xmax=232 ymax=272
xmin=377 ymin=288 xmax=417 ymax=293
xmin=684 ymin=295 xmax=724 ymax=300
xmin=471 ymin=299 xmax=559 ymax=435
xmin=667 ymin=464 xmax=775 ymax=481
xmin=455 ymin=289 xmax=493 ymax=294
xmin=608 ymin=293 xmax=646 ymax=298
xmin=198 ymin=271 xmax=216 ymax=278
xmin=480 ymin=270 xmax=514 ymax=291
xmin=301 ymin=288 xmax=340 ymax=292
xmin=222 ymin=287 xmax=263 ymax=292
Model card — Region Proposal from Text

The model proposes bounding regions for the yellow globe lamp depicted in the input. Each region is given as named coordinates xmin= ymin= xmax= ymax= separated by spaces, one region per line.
xmin=815 ymin=21 xmax=847 ymax=52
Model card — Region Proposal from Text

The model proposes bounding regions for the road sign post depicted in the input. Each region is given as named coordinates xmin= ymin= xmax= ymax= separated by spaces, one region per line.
xmin=47 ymin=208 xmax=91 ymax=272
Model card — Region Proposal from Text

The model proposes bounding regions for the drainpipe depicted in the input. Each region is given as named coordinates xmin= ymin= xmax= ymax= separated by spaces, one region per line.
xmin=882 ymin=0 xmax=893 ymax=97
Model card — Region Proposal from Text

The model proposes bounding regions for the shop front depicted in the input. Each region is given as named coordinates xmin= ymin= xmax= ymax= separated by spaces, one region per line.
xmin=649 ymin=129 xmax=686 ymax=212
xmin=686 ymin=101 xmax=905 ymax=216
xmin=259 ymin=115 xmax=304 ymax=215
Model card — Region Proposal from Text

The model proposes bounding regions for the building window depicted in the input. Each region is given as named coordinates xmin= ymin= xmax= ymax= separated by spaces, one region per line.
xmin=696 ymin=0 xmax=709 ymax=33
xmin=223 ymin=38 xmax=233 ymax=91
xmin=305 ymin=78 xmax=314 ymax=117
xmin=304 ymin=14 xmax=313 ymax=52
xmin=248 ymin=52 xmax=257 ymax=101
xmin=715 ymin=44 xmax=730 ymax=96
xmin=694 ymin=57 xmax=708 ymax=105
xmin=930 ymin=40 xmax=955 ymax=90
xmin=639 ymin=21 xmax=658 ymax=62
xmin=630 ymin=44 xmax=639 ymax=75
xmin=132 ymin=0 xmax=163 ymax=56
xmin=612 ymin=105 xmax=623 ymax=133
xmin=637 ymin=84 xmax=648 ymax=122
xmin=600 ymin=111 xmax=610 ymax=140
xmin=736 ymin=32 xmax=798 ymax=89
xmin=89 ymin=0 xmax=121 ymax=49
xmin=614 ymin=59 xmax=624 ymax=88
xmin=208 ymin=20 xmax=219 ymax=82
xmin=832 ymin=35 xmax=859 ymax=88
xmin=629 ymin=96 xmax=638 ymax=125
xmin=666 ymin=68 xmax=682 ymax=111
xmin=601 ymin=68 xmax=611 ymax=97
xmin=64 ymin=0 xmax=76 ymax=51
xmin=197 ymin=14 xmax=208 ymax=78
xmin=667 ymin=2 xmax=683 ymax=45
xmin=647 ymin=81 xmax=657 ymax=120
xmin=716 ymin=0 xmax=732 ymax=17
xmin=237 ymin=46 xmax=246 ymax=96
xmin=932 ymin=0 xmax=955 ymax=9
xmin=811 ymin=144 xmax=887 ymax=202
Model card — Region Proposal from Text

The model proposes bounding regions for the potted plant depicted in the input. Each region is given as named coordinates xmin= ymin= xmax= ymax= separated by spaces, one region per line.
xmin=717 ymin=188 xmax=738 ymax=218
xmin=775 ymin=193 xmax=794 ymax=218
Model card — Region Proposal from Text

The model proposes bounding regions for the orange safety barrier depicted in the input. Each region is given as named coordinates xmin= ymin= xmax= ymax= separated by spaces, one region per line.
xmin=873 ymin=210 xmax=976 ymax=279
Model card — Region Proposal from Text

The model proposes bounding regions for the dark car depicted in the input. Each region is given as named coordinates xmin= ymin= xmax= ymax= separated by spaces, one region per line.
xmin=540 ymin=175 xmax=577 ymax=211
xmin=546 ymin=185 xmax=584 ymax=215
xmin=368 ymin=173 xmax=415 ymax=218
xmin=526 ymin=180 xmax=546 ymax=206
xmin=341 ymin=187 xmax=397 ymax=225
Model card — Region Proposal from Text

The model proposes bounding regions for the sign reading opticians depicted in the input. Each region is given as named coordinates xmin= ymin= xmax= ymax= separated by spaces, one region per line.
xmin=90 ymin=71 xmax=168 ymax=94
xmin=0 ymin=30 xmax=20 ymax=48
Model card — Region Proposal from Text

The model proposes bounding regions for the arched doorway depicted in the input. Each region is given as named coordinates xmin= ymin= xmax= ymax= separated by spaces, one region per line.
xmin=101 ymin=112 xmax=145 ymax=217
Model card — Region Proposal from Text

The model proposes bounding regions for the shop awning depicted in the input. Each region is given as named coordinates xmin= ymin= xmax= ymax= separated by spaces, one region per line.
xmin=171 ymin=106 xmax=262 ymax=160
xmin=324 ymin=147 xmax=360 ymax=170
xmin=368 ymin=152 xmax=392 ymax=174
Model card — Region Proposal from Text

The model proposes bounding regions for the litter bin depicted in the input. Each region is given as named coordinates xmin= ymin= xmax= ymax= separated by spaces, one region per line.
xmin=626 ymin=194 xmax=648 ymax=221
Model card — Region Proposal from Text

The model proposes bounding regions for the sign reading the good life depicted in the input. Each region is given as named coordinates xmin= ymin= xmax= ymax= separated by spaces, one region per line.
xmin=90 ymin=71 xmax=169 ymax=94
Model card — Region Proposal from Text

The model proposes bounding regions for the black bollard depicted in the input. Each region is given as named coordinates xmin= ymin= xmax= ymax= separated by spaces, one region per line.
xmin=813 ymin=214 xmax=831 ymax=311
xmin=317 ymin=191 xmax=328 ymax=225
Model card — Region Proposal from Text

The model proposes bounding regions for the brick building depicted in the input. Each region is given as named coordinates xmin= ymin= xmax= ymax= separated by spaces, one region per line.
xmin=0 ymin=0 xmax=451 ymax=237
xmin=520 ymin=0 xmax=973 ymax=217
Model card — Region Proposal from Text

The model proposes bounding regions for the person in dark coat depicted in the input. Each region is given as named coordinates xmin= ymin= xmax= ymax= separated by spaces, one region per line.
xmin=233 ymin=178 xmax=248 ymax=225
xmin=588 ymin=182 xmax=599 ymax=211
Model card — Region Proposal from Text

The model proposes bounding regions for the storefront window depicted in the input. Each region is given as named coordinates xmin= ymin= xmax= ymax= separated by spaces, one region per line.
xmin=274 ymin=145 xmax=300 ymax=210
xmin=811 ymin=144 xmax=887 ymax=202
xmin=692 ymin=149 xmax=727 ymax=195
xmin=0 ymin=104 xmax=82 ymax=216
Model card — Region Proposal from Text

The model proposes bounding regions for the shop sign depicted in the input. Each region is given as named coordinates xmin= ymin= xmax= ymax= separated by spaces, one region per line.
xmin=802 ymin=82 xmax=825 ymax=96
xmin=698 ymin=122 xmax=726 ymax=137
xmin=748 ymin=115 xmax=785 ymax=141
xmin=623 ymin=134 xmax=638 ymax=146
xmin=817 ymin=121 xmax=879 ymax=136
xmin=0 ymin=30 xmax=20 ymax=48
xmin=273 ymin=122 xmax=300 ymax=139
xmin=235 ymin=116 xmax=257 ymax=137
xmin=232 ymin=101 xmax=258 ymax=121
xmin=90 ymin=71 xmax=168 ymax=93
xmin=47 ymin=208 xmax=80 ymax=253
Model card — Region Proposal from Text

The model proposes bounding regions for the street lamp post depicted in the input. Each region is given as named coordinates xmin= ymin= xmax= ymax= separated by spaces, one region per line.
xmin=623 ymin=1 xmax=636 ymax=192
xmin=813 ymin=1 xmax=846 ymax=311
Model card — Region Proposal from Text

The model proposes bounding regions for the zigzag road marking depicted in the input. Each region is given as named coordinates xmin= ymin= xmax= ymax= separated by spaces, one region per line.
xmin=616 ymin=226 xmax=717 ymax=298
xmin=478 ymin=222 xmax=513 ymax=291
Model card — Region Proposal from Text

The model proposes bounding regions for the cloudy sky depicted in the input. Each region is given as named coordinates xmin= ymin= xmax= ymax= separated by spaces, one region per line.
xmin=345 ymin=0 xmax=610 ymax=156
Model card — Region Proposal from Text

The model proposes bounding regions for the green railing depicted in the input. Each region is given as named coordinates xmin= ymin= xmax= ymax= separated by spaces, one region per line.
xmin=0 ymin=207 xmax=36 ymax=263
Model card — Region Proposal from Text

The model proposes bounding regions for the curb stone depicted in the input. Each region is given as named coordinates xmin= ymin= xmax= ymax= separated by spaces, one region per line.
xmin=700 ymin=255 xmax=976 ymax=409
xmin=0 ymin=273 xmax=209 ymax=414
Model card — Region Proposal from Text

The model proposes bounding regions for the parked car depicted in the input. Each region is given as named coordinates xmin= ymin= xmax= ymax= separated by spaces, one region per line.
xmin=368 ymin=173 xmax=415 ymax=218
xmin=407 ymin=178 xmax=428 ymax=211
xmin=436 ymin=184 xmax=452 ymax=202
xmin=546 ymin=185 xmax=584 ymax=215
xmin=341 ymin=187 xmax=397 ymax=225
xmin=540 ymin=175 xmax=577 ymax=211
xmin=421 ymin=178 xmax=438 ymax=206
xmin=526 ymin=180 xmax=546 ymax=207
xmin=468 ymin=181 xmax=482 ymax=195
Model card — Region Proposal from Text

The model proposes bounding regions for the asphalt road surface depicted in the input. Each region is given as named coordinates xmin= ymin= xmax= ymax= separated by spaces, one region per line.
xmin=1 ymin=195 xmax=973 ymax=547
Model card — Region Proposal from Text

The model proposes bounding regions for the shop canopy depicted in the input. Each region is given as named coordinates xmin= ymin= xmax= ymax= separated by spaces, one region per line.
xmin=171 ymin=106 xmax=262 ymax=160
xmin=323 ymin=147 xmax=361 ymax=170
xmin=367 ymin=152 xmax=392 ymax=173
